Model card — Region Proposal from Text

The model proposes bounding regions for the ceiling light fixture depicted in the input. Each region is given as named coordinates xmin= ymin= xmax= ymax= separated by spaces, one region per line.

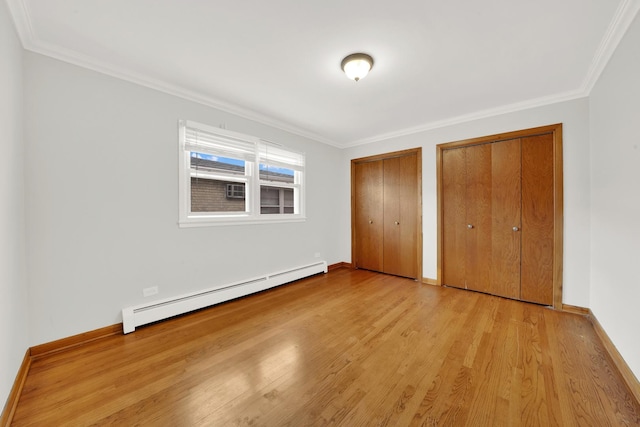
xmin=341 ymin=53 xmax=374 ymax=82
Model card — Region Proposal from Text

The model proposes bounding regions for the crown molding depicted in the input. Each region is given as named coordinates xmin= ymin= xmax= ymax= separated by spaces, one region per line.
xmin=5 ymin=0 xmax=35 ymax=48
xmin=580 ymin=0 xmax=640 ymax=94
xmin=345 ymin=1 xmax=640 ymax=148
xmin=30 ymin=40 xmax=343 ymax=147
xmin=5 ymin=1 xmax=342 ymax=148
xmin=344 ymin=89 xmax=587 ymax=148
xmin=6 ymin=0 xmax=639 ymax=149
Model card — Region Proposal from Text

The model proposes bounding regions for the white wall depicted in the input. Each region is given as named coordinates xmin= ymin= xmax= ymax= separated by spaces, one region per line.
xmin=589 ymin=13 xmax=640 ymax=379
xmin=23 ymin=52 xmax=344 ymax=346
xmin=0 ymin=0 xmax=29 ymax=409
xmin=342 ymin=98 xmax=592 ymax=308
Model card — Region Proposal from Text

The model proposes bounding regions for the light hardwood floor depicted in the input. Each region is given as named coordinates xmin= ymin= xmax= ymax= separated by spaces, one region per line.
xmin=11 ymin=268 xmax=640 ymax=426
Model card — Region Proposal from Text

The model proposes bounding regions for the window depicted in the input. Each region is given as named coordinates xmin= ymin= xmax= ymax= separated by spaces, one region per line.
xmin=179 ymin=120 xmax=305 ymax=226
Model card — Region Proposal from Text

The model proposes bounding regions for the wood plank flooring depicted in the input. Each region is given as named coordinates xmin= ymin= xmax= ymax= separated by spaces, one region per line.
xmin=11 ymin=268 xmax=640 ymax=426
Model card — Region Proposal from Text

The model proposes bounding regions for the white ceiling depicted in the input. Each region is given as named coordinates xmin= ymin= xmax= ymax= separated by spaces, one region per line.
xmin=6 ymin=0 xmax=640 ymax=147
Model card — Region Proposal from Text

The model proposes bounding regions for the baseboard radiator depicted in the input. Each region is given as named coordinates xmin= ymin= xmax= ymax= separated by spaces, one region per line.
xmin=122 ymin=260 xmax=327 ymax=334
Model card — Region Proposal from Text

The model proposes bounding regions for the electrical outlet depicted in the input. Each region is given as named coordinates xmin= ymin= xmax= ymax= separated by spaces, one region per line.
xmin=143 ymin=286 xmax=159 ymax=297
xmin=314 ymin=252 xmax=321 ymax=258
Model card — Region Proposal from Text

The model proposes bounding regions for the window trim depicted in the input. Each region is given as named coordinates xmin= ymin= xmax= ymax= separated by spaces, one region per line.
xmin=178 ymin=120 xmax=306 ymax=227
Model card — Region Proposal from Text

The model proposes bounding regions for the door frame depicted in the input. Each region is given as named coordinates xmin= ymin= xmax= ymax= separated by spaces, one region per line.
xmin=351 ymin=148 xmax=423 ymax=281
xmin=436 ymin=124 xmax=563 ymax=309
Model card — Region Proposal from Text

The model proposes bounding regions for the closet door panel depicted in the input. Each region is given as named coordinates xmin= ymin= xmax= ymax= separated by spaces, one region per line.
xmin=394 ymin=154 xmax=422 ymax=280
xmin=354 ymin=161 xmax=384 ymax=271
xmin=384 ymin=154 xmax=418 ymax=278
xmin=490 ymin=139 xmax=522 ymax=299
xmin=383 ymin=157 xmax=401 ymax=275
xmin=442 ymin=148 xmax=467 ymax=288
xmin=464 ymin=144 xmax=492 ymax=293
xmin=521 ymin=134 xmax=554 ymax=304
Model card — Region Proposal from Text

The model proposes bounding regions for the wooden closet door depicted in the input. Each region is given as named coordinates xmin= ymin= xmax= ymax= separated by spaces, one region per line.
xmin=438 ymin=124 xmax=562 ymax=308
xmin=383 ymin=154 xmax=418 ymax=278
xmin=521 ymin=133 xmax=554 ymax=304
xmin=465 ymin=144 xmax=492 ymax=293
xmin=354 ymin=161 xmax=384 ymax=271
xmin=490 ymin=139 xmax=522 ymax=299
xmin=442 ymin=148 xmax=467 ymax=288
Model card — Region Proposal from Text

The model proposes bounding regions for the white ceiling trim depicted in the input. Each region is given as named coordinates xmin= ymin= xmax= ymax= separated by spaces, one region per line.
xmin=347 ymin=0 xmax=640 ymax=148
xmin=344 ymin=89 xmax=587 ymax=148
xmin=580 ymin=0 xmax=640 ymax=94
xmin=5 ymin=0 xmax=34 ymax=46
xmin=5 ymin=0 xmax=341 ymax=148
xmin=22 ymin=38 xmax=343 ymax=148
xmin=6 ymin=0 xmax=640 ymax=149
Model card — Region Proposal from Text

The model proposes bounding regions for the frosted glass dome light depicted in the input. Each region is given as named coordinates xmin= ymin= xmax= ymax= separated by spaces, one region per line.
xmin=341 ymin=53 xmax=374 ymax=82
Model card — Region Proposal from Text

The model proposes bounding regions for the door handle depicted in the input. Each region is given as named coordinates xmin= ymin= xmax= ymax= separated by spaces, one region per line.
xmin=369 ymin=219 xmax=373 ymax=224
xmin=467 ymin=224 xmax=474 ymax=229
xmin=513 ymin=226 xmax=519 ymax=231
xmin=394 ymin=221 xmax=400 ymax=225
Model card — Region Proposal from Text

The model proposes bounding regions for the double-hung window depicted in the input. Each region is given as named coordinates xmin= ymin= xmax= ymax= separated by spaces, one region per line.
xmin=178 ymin=120 xmax=305 ymax=226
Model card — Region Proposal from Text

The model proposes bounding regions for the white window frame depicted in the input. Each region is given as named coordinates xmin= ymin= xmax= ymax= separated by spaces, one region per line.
xmin=178 ymin=119 xmax=306 ymax=227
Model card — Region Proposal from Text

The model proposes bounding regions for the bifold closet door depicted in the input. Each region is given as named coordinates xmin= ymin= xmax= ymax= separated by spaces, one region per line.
xmin=354 ymin=160 xmax=383 ymax=272
xmin=383 ymin=154 xmax=418 ymax=278
xmin=353 ymin=150 xmax=421 ymax=280
xmin=441 ymin=139 xmax=522 ymax=299
xmin=438 ymin=124 xmax=561 ymax=307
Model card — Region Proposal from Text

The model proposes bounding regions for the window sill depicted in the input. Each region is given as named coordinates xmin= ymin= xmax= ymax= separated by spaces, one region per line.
xmin=178 ymin=215 xmax=306 ymax=228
